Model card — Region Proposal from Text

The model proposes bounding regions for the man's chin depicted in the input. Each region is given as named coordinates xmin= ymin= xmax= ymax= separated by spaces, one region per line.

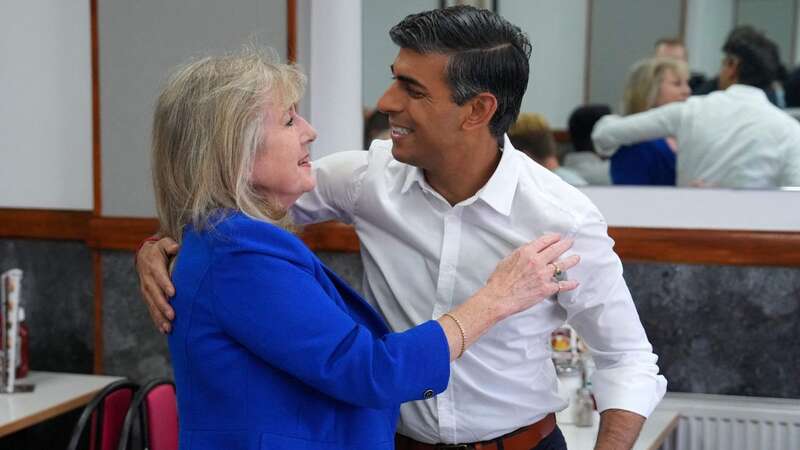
xmin=390 ymin=146 xmax=415 ymax=165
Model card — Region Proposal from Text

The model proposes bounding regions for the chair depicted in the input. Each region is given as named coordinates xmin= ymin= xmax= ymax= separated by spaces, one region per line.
xmin=66 ymin=379 xmax=138 ymax=450
xmin=117 ymin=378 xmax=178 ymax=450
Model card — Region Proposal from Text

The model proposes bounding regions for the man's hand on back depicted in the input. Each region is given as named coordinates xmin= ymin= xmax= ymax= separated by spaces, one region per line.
xmin=136 ymin=237 xmax=180 ymax=333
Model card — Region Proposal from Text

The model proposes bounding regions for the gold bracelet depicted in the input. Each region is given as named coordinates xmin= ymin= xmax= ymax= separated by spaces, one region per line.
xmin=442 ymin=312 xmax=466 ymax=359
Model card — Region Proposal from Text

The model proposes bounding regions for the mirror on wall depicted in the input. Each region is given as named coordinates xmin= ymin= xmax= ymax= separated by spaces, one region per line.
xmin=362 ymin=0 xmax=800 ymax=190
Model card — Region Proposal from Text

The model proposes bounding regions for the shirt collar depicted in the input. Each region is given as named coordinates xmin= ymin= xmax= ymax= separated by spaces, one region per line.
xmin=398 ymin=135 xmax=519 ymax=217
xmin=474 ymin=135 xmax=519 ymax=216
xmin=726 ymin=84 xmax=769 ymax=101
xmin=399 ymin=161 xmax=424 ymax=195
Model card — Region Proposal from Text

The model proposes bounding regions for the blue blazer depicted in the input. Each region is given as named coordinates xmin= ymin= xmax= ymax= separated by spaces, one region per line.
xmin=610 ymin=138 xmax=676 ymax=186
xmin=168 ymin=212 xmax=450 ymax=450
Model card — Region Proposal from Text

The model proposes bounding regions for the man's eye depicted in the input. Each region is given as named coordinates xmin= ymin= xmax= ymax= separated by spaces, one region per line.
xmin=407 ymin=88 xmax=425 ymax=99
xmin=286 ymin=116 xmax=294 ymax=126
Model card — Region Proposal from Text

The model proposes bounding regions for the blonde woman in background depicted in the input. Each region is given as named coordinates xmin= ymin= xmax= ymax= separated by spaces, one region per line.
xmin=610 ymin=57 xmax=690 ymax=185
xmin=508 ymin=113 xmax=587 ymax=186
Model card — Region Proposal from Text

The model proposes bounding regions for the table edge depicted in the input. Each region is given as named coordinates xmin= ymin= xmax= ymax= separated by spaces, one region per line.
xmin=0 ymin=389 xmax=99 ymax=438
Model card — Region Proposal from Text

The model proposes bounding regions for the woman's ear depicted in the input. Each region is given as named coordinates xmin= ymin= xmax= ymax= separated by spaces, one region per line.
xmin=462 ymin=93 xmax=498 ymax=132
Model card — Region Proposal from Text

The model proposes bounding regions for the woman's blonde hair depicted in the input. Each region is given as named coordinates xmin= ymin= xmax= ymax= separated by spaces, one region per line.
xmin=152 ymin=48 xmax=305 ymax=241
xmin=622 ymin=57 xmax=689 ymax=115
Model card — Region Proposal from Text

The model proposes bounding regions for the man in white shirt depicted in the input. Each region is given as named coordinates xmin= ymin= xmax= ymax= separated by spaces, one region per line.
xmin=593 ymin=27 xmax=800 ymax=189
xmin=138 ymin=6 xmax=666 ymax=450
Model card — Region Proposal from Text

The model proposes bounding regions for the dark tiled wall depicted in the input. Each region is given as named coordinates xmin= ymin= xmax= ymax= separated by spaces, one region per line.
xmin=623 ymin=262 xmax=800 ymax=399
xmin=0 ymin=239 xmax=94 ymax=374
xmin=102 ymin=250 xmax=171 ymax=383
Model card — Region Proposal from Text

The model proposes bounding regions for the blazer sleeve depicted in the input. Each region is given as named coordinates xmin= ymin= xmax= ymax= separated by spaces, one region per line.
xmin=209 ymin=238 xmax=450 ymax=409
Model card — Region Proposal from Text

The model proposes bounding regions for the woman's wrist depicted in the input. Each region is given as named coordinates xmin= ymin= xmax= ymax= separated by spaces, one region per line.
xmin=469 ymin=288 xmax=511 ymax=324
xmin=441 ymin=313 xmax=466 ymax=358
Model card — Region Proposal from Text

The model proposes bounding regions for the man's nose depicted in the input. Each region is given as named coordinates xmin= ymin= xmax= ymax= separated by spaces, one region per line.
xmin=377 ymin=83 xmax=401 ymax=113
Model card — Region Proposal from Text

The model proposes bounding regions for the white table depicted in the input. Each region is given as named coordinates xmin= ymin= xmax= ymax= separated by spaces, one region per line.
xmin=0 ymin=371 xmax=122 ymax=437
xmin=561 ymin=409 xmax=679 ymax=450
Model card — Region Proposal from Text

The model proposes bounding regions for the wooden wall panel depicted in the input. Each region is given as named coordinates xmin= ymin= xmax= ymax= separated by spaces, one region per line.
xmin=2 ymin=214 xmax=800 ymax=267
xmin=0 ymin=209 xmax=91 ymax=241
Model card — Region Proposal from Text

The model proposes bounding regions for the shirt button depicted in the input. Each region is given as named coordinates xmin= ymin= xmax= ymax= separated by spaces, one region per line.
xmin=423 ymin=389 xmax=435 ymax=399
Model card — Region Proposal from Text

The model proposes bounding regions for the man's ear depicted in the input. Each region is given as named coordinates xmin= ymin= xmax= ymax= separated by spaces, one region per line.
xmin=723 ymin=56 xmax=740 ymax=83
xmin=729 ymin=58 xmax=741 ymax=83
xmin=462 ymin=93 xmax=498 ymax=132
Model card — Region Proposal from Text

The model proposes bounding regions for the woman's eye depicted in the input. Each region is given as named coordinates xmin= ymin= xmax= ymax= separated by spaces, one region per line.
xmin=286 ymin=116 xmax=294 ymax=126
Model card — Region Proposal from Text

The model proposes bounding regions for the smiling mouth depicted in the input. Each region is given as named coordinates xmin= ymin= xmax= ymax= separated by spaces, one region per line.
xmin=390 ymin=125 xmax=412 ymax=138
xmin=298 ymin=154 xmax=311 ymax=167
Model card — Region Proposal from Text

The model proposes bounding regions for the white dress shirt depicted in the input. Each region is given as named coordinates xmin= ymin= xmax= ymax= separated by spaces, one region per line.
xmin=592 ymin=84 xmax=800 ymax=188
xmin=292 ymin=137 xmax=667 ymax=444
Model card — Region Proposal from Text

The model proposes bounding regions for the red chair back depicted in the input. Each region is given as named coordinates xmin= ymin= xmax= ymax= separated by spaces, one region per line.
xmin=67 ymin=379 xmax=138 ymax=450
xmin=144 ymin=383 xmax=179 ymax=450
xmin=117 ymin=378 xmax=178 ymax=450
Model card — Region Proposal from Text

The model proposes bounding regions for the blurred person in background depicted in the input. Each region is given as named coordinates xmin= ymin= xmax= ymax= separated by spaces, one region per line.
xmin=563 ymin=104 xmax=612 ymax=185
xmin=593 ymin=26 xmax=800 ymax=188
xmin=608 ymin=57 xmax=690 ymax=186
xmin=692 ymin=26 xmax=786 ymax=107
xmin=508 ymin=112 xmax=587 ymax=186
xmin=364 ymin=108 xmax=390 ymax=149
xmin=654 ymin=37 xmax=706 ymax=92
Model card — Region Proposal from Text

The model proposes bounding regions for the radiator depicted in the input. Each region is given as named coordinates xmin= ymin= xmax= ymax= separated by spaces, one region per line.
xmin=655 ymin=393 xmax=800 ymax=450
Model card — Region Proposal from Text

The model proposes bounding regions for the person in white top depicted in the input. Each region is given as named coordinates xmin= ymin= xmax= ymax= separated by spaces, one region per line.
xmin=593 ymin=26 xmax=800 ymax=189
xmin=563 ymin=105 xmax=613 ymax=185
xmin=137 ymin=6 xmax=666 ymax=450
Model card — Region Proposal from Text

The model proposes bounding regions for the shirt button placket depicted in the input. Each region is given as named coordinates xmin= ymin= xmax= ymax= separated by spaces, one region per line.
xmin=434 ymin=209 xmax=462 ymax=442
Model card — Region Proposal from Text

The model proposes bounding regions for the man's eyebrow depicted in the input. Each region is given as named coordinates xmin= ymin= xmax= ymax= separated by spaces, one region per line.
xmin=390 ymin=64 xmax=427 ymax=91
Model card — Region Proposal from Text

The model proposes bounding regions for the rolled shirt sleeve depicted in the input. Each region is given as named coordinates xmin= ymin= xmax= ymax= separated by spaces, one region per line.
xmin=557 ymin=207 xmax=667 ymax=417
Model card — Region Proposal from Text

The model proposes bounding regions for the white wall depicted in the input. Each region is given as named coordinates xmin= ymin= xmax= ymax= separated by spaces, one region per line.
xmin=588 ymin=0 xmax=683 ymax=111
xmin=737 ymin=0 xmax=795 ymax=65
xmin=0 ymin=2 xmax=92 ymax=210
xmin=305 ymin=0 xmax=363 ymax=157
xmin=361 ymin=0 xmax=438 ymax=109
xmin=685 ymin=0 xmax=735 ymax=78
xmin=498 ymin=0 xmax=588 ymax=128
xmin=99 ymin=0 xmax=286 ymax=217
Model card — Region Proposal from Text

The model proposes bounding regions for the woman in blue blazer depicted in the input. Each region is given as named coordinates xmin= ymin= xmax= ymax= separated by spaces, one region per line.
xmin=150 ymin=50 xmax=579 ymax=450
xmin=609 ymin=57 xmax=690 ymax=186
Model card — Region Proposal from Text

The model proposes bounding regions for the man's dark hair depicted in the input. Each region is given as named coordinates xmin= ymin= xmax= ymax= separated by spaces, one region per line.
xmin=722 ymin=25 xmax=780 ymax=89
xmin=567 ymin=104 xmax=611 ymax=153
xmin=389 ymin=6 xmax=532 ymax=141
